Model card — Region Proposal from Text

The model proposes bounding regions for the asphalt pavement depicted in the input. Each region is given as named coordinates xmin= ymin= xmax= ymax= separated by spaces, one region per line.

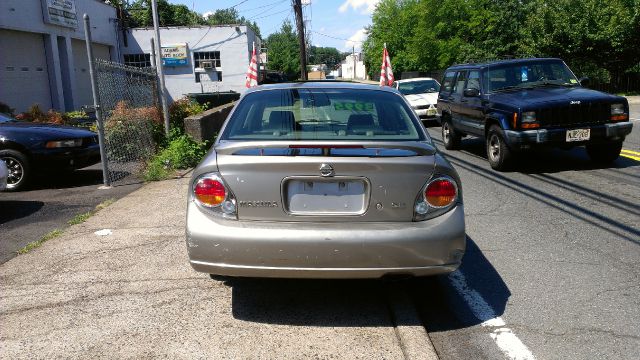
xmin=0 ymin=165 xmax=142 ymax=264
xmin=413 ymin=120 xmax=639 ymax=359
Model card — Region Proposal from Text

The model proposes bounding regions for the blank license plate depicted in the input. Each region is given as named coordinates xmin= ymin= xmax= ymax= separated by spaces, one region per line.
xmin=285 ymin=179 xmax=367 ymax=215
xmin=566 ymin=129 xmax=590 ymax=142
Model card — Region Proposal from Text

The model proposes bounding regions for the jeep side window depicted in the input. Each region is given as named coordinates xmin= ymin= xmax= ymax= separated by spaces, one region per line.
xmin=467 ymin=71 xmax=481 ymax=91
xmin=441 ymin=71 xmax=456 ymax=93
xmin=453 ymin=71 xmax=468 ymax=95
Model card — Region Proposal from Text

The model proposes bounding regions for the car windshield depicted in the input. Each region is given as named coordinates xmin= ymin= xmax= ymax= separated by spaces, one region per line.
xmin=0 ymin=113 xmax=17 ymax=123
xmin=484 ymin=60 xmax=579 ymax=92
xmin=220 ymin=88 xmax=426 ymax=141
xmin=397 ymin=80 xmax=441 ymax=95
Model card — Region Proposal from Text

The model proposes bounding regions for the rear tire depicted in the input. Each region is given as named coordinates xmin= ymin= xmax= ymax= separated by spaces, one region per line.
xmin=486 ymin=125 xmax=513 ymax=171
xmin=0 ymin=150 xmax=30 ymax=191
xmin=586 ymin=142 xmax=622 ymax=164
xmin=442 ymin=119 xmax=461 ymax=150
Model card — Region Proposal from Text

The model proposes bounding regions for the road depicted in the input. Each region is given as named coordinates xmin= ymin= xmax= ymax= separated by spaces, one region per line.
xmin=0 ymin=107 xmax=638 ymax=359
xmin=407 ymin=116 xmax=639 ymax=359
xmin=0 ymin=165 xmax=141 ymax=264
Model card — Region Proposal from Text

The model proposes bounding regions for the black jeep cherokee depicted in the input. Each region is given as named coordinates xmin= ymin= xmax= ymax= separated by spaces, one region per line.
xmin=437 ymin=58 xmax=633 ymax=170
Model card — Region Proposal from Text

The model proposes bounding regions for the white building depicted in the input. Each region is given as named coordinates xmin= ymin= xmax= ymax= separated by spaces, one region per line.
xmin=0 ymin=0 xmax=118 ymax=112
xmin=0 ymin=1 xmax=262 ymax=112
xmin=120 ymin=25 xmax=260 ymax=100
xmin=340 ymin=53 xmax=366 ymax=80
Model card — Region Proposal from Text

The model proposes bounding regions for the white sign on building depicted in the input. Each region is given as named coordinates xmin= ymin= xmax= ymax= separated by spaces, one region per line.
xmin=161 ymin=43 xmax=188 ymax=66
xmin=41 ymin=0 xmax=78 ymax=28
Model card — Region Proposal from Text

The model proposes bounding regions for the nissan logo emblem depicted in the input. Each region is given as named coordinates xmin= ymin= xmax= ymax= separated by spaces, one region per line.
xmin=319 ymin=163 xmax=334 ymax=177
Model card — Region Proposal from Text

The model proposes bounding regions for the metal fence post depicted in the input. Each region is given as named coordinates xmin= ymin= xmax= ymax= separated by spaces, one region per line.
xmin=151 ymin=0 xmax=170 ymax=136
xmin=83 ymin=14 xmax=110 ymax=187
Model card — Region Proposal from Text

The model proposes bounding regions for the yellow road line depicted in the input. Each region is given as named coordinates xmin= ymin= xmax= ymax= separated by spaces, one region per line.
xmin=621 ymin=149 xmax=640 ymax=156
xmin=620 ymin=153 xmax=640 ymax=161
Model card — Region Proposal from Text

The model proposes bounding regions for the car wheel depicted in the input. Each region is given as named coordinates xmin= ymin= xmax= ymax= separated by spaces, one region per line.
xmin=442 ymin=119 xmax=461 ymax=150
xmin=486 ymin=125 xmax=513 ymax=171
xmin=0 ymin=150 xmax=30 ymax=191
xmin=586 ymin=141 xmax=622 ymax=164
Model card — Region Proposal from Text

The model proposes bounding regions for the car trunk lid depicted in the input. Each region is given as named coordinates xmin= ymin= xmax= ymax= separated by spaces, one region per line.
xmin=215 ymin=141 xmax=436 ymax=222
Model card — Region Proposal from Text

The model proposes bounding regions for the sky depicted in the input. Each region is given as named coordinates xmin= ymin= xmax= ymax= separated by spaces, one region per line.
xmin=171 ymin=0 xmax=380 ymax=52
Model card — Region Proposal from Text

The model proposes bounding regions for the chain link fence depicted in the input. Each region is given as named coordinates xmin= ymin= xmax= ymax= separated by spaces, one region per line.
xmin=94 ymin=59 xmax=159 ymax=184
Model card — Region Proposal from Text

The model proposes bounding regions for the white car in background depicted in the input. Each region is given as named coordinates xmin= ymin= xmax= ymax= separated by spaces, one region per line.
xmin=0 ymin=158 xmax=7 ymax=191
xmin=393 ymin=78 xmax=441 ymax=123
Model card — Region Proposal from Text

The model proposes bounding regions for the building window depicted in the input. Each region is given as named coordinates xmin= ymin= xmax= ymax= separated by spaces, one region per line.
xmin=194 ymin=51 xmax=222 ymax=83
xmin=193 ymin=51 xmax=221 ymax=68
xmin=124 ymin=54 xmax=151 ymax=68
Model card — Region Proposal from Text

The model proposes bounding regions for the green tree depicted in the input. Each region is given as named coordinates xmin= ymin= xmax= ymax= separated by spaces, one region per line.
xmin=204 ymin=8 xmax=262 ymax=39
xmin=126 ymin=0 xmax=203 ymax=27
xmin=363 ymin=0 xmax=639 ymax=83
xmin=265 ymin=21 xmax=300 ymax=80
xmin=308 ymin=46 xmax=343 ymax=71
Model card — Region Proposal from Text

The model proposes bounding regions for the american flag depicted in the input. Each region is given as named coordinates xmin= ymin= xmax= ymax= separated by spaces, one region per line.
xmin=245 ymin=43 xmax=258 ymax=88
xmin=379 ymin=43 xmax=394 ymax=87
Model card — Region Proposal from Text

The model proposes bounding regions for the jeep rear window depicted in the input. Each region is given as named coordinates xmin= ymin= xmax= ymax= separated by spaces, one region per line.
xmin=221 ymin=88 xmax=426 ymax=141
xmin=484 ymin=60 xmax=579 ymax=92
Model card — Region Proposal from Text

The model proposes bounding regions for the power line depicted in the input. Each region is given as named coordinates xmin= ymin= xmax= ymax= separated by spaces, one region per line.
xmin=238 ymin=0 xmax=288 ymax=15
xmin=312 ymin=30 xmax=365 ymax=43
xmin=249 ymin=7 xmax=291 ymax=21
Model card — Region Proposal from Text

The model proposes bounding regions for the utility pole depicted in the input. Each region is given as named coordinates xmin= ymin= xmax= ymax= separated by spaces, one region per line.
xmin=151 ymin=0 xmax=170 ymax=136
xmin=352 ymin=45 xmax=356 ymax=80
xmin=293 ymin=0 xmax=307 ymax=80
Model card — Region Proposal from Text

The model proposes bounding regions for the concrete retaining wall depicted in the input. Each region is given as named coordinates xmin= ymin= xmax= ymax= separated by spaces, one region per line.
xmin=184 ymin=101 xmax=236 ymax=143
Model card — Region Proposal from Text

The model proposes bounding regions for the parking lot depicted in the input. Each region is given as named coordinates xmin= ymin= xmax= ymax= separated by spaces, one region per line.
xmin=0 ymin=104 xmax=638 ymax=360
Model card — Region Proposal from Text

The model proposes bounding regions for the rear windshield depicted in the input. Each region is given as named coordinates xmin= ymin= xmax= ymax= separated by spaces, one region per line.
xmin=397 ymin=80 xmax=440 ymax=95
xmin=220 ymin=88 xmax=425 ymax=141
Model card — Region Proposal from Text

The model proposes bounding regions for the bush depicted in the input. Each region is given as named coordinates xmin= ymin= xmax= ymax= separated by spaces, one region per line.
xmin=143 ymin=133 xmax=209 ymax=181
xmin=168 ymin=97 xmax=209 ymax=131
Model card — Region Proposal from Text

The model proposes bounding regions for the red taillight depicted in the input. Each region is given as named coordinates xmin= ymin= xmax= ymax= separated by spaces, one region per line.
xmin=425 ymin=179 xmax=457 ymax=207
xmin=194 ymin=178 xmax=226 ymax=207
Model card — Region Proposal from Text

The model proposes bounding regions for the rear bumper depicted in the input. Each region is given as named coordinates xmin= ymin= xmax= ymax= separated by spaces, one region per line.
xmin=503 ymin=122 xmax=633 ymax=148
xmin=186 ymin=202 xmax=466 ymax=279
xmin=414 ymin=108 xmax=438 ymax=119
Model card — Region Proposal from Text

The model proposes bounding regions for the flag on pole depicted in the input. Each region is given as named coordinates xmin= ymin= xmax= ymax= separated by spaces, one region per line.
xmin=245 ymin=42 xmax=258 ymax=88
xmin=379 ymin=43 xmax=395 ymax=87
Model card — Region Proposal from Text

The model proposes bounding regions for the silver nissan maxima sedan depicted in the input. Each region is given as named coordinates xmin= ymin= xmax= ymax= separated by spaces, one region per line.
xmin=186 ymin=82 xmax=465 ymax=278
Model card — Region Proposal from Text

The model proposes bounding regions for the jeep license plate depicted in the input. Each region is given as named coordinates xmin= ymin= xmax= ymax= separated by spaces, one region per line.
xmin=566 ymin=129 xmax=590 ymax=142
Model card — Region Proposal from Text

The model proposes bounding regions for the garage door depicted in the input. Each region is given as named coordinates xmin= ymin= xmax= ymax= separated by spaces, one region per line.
xmin=72 ymin=39 xmax=110 ymax=108
xmin=0 ymin=29 xmax=52 ymax=113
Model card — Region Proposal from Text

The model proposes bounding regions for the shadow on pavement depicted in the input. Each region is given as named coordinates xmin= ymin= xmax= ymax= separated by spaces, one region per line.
xmin=438 ymin=136 xmax=638 ymax=173
xmin=0 ymin=201 xmax=44 ymax=224
xmin=223 ymin=237 xmax=507 ymax=330
xmin=227 ymin=277 xmax=401 ymax=326
xmin=408 ymin=236 xmax=511 ymax=330
xmin=446 ymin=152 xmax=640 ymax=245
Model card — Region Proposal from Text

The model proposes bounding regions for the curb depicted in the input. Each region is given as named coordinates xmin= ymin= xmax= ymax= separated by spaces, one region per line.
xmin=386 ymin=284 xmax=439 ymax=360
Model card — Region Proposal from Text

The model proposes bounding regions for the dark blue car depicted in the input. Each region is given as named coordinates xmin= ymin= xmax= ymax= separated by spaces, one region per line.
xmin=0 ymin=113 xmax=101 ymax=191
xmin=437 ymin=58 xmax=633 ymax=170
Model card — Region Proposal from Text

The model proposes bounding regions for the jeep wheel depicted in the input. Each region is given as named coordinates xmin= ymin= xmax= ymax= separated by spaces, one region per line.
xmin=442 ymin=120 xmax=461 ymax=150
xmin=0 ymin=149 xmax=30 ymax=191
xmin=486 ymin=125 xmax=513 ymax=171
xmin=586 ymin=142 xmax=622 ymax=164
